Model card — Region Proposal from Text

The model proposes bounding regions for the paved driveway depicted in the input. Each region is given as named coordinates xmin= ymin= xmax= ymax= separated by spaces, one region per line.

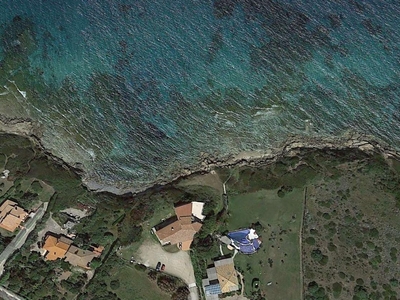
xmin=136 ymin=239 xmax=198 ymax=300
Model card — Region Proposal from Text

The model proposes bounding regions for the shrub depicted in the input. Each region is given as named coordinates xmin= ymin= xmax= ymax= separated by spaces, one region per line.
xmin=157 ymin=275 xmax=178 ymax=293
xmin=305 ymin=237 xmax=315 ymax=245
xmin=134 ymin=264 xmax=147 ymax=272
xmin=171 ymin=286 xmax=190 ymax=300
xmin=332 ymin=282 xmax=342 ymax=298
xmin=389 ymin=278 xmax=398 ymax=287
xmin=277 ymin=186 xmax=293 ymax=198
xmin=355 ymin=241 xmax=363 ymax=249
xmin=322 ymin=213 xmax=331 ymax=220
xmin=320 ymin=255 xmax=329 ymax=265
xmin=311 ymin=249 xmax=328 ymax=265
xmin=390 ymin=248 xmax=397 ymax=262
xmin=311 ymin=249 xmax=323 ymax=262
xmin=307 ymin=281 xmax=327 ymax=298
xmin=369 ymin=228 xmax=379 ymax=238
xmin=369 ymin=255 xmax=381 ymax=269
xmin=148 ymin=270 xmax=158 ymax=281
xmin=366 ymin=241 xmax=375 ymax=249
xmin=354 ymin=285 xmax=368 ymax=300
xmin=109 ymin=279 xmax=120 ymax=290
xmin=327 ymin=242 xmax=337 ymax=251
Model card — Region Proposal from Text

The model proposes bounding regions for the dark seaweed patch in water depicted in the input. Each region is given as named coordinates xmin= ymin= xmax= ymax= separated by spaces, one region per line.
xmin=207 ymin=27 xmax=224 ymax=63
xmin=348 ymin=0 xmax=366 ymax=13
xmin=213 ymin=0 xmax=236 ymax=19
xmin=328 ymin=14 xmax=343 ymax=29
xmin=362 ymin=19 xmax=382 ymax=36
xmin=118 ymin=4 xmax=133 ymax=16
xmin=222 ymin=1 xmax=317 ymax=73
xmin=145 ymin=122 xmax=167 ymax=140
xmin=1 ymin=15 xmax=36 ymax=56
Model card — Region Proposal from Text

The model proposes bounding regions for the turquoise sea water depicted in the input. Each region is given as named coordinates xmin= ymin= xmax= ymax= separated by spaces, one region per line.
xmin=0 ymin=0 xmax=399 ymax=189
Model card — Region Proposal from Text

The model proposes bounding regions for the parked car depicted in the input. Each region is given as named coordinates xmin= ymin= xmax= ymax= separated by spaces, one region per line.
xmin=161 ymin=264 xmax=165 ymax=271
xmin=156 ymin=262 xmax=162 ymax=271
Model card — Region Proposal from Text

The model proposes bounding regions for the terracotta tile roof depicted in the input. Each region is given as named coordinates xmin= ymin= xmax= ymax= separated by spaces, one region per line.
xmin=167 ymin=228 xmax=197 ymax=245
xmin=65 ymin=245 xmax=97 ymax=269
xmin=215 ymin=258 xmax=239 ymax=293
xmin=154 ymin=201 xmax=205 ymax=250
xmin=155 ymin=221 xmax=202 ymax=249
xmin=90 ymin=245 xmax=104 ymax=257
xmin=191 ymin=222 xmax=202 ymax=232
xmin=174 ymin=203 xmax=192 ymax=219
xmin=43 ymin=235 xmax=73 ymax=261
xmin=0 ymin=200 xmax=28 ymax=232
xmin=180 ymin=239 xmax=193 ymax=251
xmin=180 ymin=216 xmax=192 ymax=225
xmin=154 ymin=219 xmax=182 ymax=241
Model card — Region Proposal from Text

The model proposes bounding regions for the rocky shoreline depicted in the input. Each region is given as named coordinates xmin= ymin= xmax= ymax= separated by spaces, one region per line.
xmin=1 ymin=115 xmax=399 ymax=197
xmin=97 ymin=131 xmax=396 ymax=195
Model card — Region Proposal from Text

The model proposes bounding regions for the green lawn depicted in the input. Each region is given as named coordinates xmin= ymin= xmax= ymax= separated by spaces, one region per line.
xmin=227 ymin=188 xmax=304 ymax=300
xmin=111 ymin=266 xmax=169 ymax=300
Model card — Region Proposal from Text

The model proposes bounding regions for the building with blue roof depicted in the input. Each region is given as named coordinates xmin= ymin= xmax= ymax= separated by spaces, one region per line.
xmin=226 ymin=228 xmax=261 ymax=254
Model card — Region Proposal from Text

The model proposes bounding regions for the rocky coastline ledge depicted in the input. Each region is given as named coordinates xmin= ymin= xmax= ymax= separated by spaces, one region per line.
xmin=1 ymin=115 xmax=399 ymax=196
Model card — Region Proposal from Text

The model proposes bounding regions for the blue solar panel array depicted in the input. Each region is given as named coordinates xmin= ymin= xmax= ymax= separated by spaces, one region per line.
xmin=205 ymin=284 xmax=222 ymax=295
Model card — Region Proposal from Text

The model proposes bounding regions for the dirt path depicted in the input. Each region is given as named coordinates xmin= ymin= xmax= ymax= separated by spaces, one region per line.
xmin=299 ymin=187 xmax=307 ymax=300
xmin=223 ymin=294 xmax=250 ymax=300
xmin=136 ymin=239 xmax=198 ymax=300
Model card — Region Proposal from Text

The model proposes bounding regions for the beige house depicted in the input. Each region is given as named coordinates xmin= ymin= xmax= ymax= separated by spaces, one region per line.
xmin=153 ymin=202 xmax=205 ymax=250
xmin=202 ymin=257 xmax=239 ymax=299
xmin=0 ymin=200 xmax=28 ymax=232
xmin=215 ymin=258 xmax=239 ymax=293
xmin=65 ymin=245 xmax=101 ymax=269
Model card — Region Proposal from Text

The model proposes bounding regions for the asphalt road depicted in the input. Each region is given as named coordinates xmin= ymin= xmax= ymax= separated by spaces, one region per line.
xmin=0 ymin=202 xmax=48 ymax=276
xmin=0 ymin=286 xmax=25 ymax=300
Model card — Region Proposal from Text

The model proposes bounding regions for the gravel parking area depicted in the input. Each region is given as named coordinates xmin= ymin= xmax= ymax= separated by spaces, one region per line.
xmin=136 ymin=239 xmax=195 ymax=285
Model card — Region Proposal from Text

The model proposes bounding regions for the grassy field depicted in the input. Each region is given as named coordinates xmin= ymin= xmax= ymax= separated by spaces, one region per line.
xmin=111 ymin=265 xmax=169 ymax=300
xmin=227 ymin=188 xmax=304 ymax=300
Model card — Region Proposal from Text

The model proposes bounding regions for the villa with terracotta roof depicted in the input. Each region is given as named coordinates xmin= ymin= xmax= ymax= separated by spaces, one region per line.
xmin=43 ymin=234 xmax=73 ymax=261
xmin=202 ymin=257 xmax=239 ymax=299
xmin=0 ymin=200 xmax=28 ymax=232
xmin=152 ymin=201 xmax=205 ymax=250
xmin=42 ymin=233 xmax=102 ymax=269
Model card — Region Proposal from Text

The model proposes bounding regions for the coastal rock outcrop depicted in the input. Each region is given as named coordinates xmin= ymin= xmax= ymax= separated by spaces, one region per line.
xmin=0 ymin=115 xmax=398 ymax=197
